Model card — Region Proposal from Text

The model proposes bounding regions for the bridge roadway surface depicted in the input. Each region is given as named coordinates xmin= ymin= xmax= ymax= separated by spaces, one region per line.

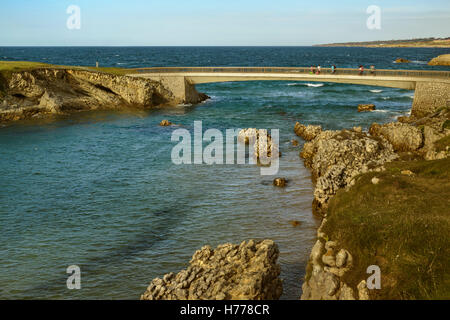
xmin=128 ymin=67 xmax=450 ymax=90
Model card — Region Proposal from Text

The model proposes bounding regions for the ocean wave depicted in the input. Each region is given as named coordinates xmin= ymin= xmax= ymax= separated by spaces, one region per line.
xmin=287 ymin=83 xmax=324 ymax=87
xmin=370 ymin=89 xmax=383 ymax=93
xmin=304 ymin=83 xmax=324 ymax=87
xmin=373 ymin=109 xmax=389 ymax=113
xmin=411 ymin=60 xmax=427 ymax=65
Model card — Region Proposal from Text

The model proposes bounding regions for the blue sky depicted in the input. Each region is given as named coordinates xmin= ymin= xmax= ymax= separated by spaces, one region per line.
xmin=1 ymin=0 xmax=449 ymax=46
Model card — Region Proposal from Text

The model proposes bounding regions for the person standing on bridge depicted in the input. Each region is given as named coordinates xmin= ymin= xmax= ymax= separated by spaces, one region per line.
xmin=331 ymin=65 xmax=336 ymax=74
xmin=310 ymin=66 xmax=315 ymax=74
xmin=359 ymin=65 xmax=364 ymax=75
xmin=317 ymin=65 xmax=321 ymax=75
xmin=370 ymin=65 xmax=376 ymax=75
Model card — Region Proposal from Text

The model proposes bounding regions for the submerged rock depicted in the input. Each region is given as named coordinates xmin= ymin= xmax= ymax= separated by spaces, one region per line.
xmin=141 ymin=239 xmax=283 ymax=300
xmin=395 ymin=58 xmax=411 ymax=63
xmin=358 ymin=104 xmax=376 ymax=112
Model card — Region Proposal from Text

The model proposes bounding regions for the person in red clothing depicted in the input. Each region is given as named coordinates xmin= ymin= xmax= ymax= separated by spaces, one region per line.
xmin=359 ymin=65 xmax=364 ymax=75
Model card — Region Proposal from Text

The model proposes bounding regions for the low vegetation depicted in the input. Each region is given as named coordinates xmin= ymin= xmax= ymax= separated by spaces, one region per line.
xmin=0 ymin=60 xmax=137 ymax=97
xmin=323 ymin=157 xmax=450 ymax=299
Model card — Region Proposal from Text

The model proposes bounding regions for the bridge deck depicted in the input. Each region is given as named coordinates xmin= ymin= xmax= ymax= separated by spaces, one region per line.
xmin=128 ymin=67 xmax=450 ymax=90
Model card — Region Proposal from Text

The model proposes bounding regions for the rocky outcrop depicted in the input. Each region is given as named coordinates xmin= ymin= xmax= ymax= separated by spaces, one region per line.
xmin=369 ymin=122 xmax=423 ymax=151
xmin=273 ymin=178 xmax=287 ymax=187
xmin=298 ymin=126 xmax=397 ymax=215
xmin=294 ymin=122 xmax=322 ymax=141
xmin=301 ymin=219 xmax=369 ymax=300
xmin=159 ymin=119 xmax=172 ymax=126
xmin=238 ymin=128 xmax=279 ymax=164
xmin=395 ymin=58 xmax=411 ymax=63
xmin=411 ymin=82 xmax=450 ymax=118
xmin=358 ymin=104 xmax=375 ymax=112
xmin=141 ymin=240 xmax=283 ymax=300
xmin=428 ymin=54 xmax=450 ymax=66
xmin=0 ymin=68 xmax=208 ymax=123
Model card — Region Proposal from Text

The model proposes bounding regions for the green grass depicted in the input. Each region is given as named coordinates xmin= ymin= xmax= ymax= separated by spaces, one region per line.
xmin=435 ymin=135 xmax=450 ymax=152
xmin=322 ymin=157 xmax=450 ymax=299
xmin=0 ymin=60 xmax=137 ymax=96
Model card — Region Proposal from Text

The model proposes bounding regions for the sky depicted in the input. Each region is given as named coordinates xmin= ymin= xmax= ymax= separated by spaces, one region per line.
xmin=0 ymin=0 xmax=449 ymax=46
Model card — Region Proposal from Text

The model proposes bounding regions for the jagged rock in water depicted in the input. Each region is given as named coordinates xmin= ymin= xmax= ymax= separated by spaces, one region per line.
xmin=141 ymin=240 xmax=283 ymax=300
xmin=238 ymin=128 xmax=279 ymax=164
xmin=273 ymin=178 xmax=287 ymax=187
xmin=358 ymin=104 xmax=376 ymax=112
xmin=294 ymin=122 xmax=322 ymax=141
xmin=395 ymin=58 xmax=411 ymax=63
xmin=159 ymin=119 xmax=172 ymax=126
xmin=369 ymin=122 xmax=423 ymax=152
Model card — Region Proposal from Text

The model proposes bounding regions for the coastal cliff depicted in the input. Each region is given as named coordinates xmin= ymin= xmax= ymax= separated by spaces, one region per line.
xmin=0 ymin=68 xmax=208 ymax=123
xmin=299 ymin=104 xmax=450 ymax=299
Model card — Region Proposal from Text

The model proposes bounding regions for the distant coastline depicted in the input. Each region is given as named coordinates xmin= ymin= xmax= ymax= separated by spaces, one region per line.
xmin=315 ymin=37 xmax=450 ymax=48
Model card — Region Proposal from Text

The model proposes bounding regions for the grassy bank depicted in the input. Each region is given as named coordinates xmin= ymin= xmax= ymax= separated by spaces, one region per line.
xmin=322 ymin=157 xmax=450 ymax=299
xmin=0 ymin=61 xmax=135 ymax=97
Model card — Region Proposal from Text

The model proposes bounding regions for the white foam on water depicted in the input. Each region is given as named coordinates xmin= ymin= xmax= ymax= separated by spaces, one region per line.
xmin=373 ymin=109 xmax=389 ymax=113
xmin=304 ymin=83 xmax=324 ymax=87
xmin=370 ymin=90 xmax=383 ymax=93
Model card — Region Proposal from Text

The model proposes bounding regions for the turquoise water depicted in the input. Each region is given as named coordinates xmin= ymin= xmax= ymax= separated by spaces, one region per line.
xmin=1 ymin=47 xmax=449 ymax=299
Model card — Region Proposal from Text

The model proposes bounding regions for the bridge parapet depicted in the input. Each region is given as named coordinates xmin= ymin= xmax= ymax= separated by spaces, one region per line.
xmin=131 ymin=66 xmax=450 ymax=80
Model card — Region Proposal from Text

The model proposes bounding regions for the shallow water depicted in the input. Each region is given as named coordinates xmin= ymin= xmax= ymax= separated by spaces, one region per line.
xmin=0 ymin=47 xmax=449 ymax=299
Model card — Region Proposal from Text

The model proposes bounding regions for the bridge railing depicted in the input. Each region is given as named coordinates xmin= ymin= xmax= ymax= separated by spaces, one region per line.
xmin=130 ymin=66 xmax=450 ymax=79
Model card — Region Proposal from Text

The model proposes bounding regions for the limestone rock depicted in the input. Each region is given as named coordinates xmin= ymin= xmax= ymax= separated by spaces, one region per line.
xmin=335 ymin=249 xmax=349 ymax=268
xmin=401 ymin=170 xmax=414 ymax=176
xmin=238 ymin=128 xmax=279 ymax=164
xmin=273 ymin=178 xmax=287 ymax=187
xmin=369 ymin=122 xmax=423 ymax=152
xmin=141 ymin=240 xmax=283 ymax=300
xmin=395 ymin=58 xmax=411 ymax=63
xmin=357 ymin=280 xmax=370 ymax=300
xmin=298 ymin=125 xmax=397 ymax=215
xmin=428 ymin=54 xmax=450 ymax=66
xmin=1 ymin=68 xmax=208 ymax=123
xmin=339 ymin=284 xmax=356 ymax=300
xmin=371 ymin=177 xmax=380 ymax=185
xmin=294 ymin=122 xmax=322 ymax=141
xmin=159 ymin=119 xmax=172 ymax=126
xmin=358 ymin=104 xmax=376 ymax=112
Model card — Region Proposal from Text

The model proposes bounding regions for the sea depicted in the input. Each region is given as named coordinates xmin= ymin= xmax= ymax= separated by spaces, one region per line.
xmin=1 ymin=46 xmax=449 ymax=299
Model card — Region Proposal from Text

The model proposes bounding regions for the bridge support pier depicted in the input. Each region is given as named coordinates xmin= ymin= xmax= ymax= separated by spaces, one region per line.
xmin=147 ymin=76 xmax=208 ymax=105
xmin=412 ymin=81 xmax=450 ymax=118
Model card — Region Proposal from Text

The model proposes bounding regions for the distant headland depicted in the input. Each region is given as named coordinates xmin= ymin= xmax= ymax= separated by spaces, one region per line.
xmin=315 ymin=37 xmax=450 ymax=48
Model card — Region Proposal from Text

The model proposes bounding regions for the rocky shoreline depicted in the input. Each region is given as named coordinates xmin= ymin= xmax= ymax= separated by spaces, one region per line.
xmin=0 ymin=68 xmax=208 ymax=123
xmin=298 ymin=103 xmax=449 ymax=300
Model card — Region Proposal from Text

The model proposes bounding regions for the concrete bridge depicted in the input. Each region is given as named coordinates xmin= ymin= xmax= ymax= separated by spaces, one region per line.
xmin=128 ymin=67 xmax=450 ymax=118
